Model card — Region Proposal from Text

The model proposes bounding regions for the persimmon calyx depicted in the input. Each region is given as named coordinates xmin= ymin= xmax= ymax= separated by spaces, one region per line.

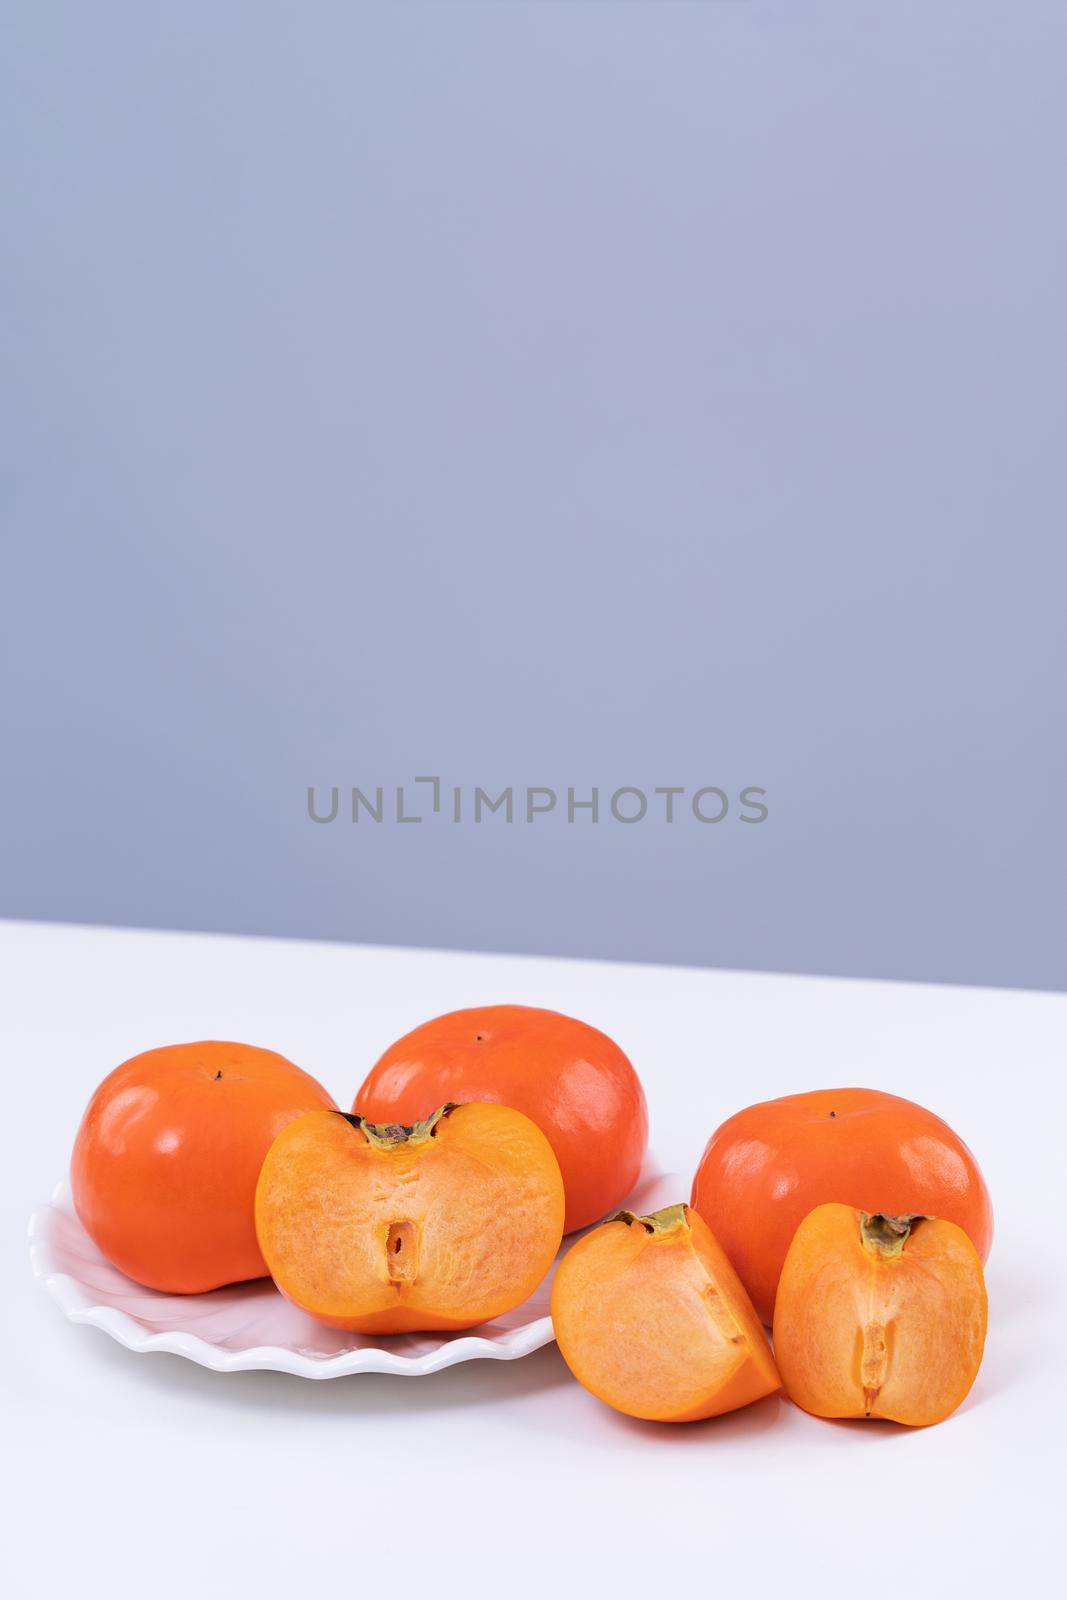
xmin=860 ymin=1212 xmax=928 ymax=1259
xmin=610 ymin=1203 xmax=690 ymax=1236
xmin=339 ymin=1103 xmax=461 ymax=1149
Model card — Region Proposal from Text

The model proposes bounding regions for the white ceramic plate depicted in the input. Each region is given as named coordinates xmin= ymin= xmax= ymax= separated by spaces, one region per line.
xmin=29 ymin=1162 xmax=681 ymax=1377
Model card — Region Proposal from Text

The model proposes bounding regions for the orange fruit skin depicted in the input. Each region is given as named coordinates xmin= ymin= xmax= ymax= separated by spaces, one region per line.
xmin=773 ymin=1204 xmax=988 ymax=1426
xmin=71 ymin=1041 xmax=337 ymax=1293
xmin=691 ymin=1087 xmax=993 ymax=1324
xmin=255 ymin=1102 xmax=565 ymax=1332
xmin=353 ymin=1006 xmax=648 ymax=1233
xmin=551 ymin=1206 xmax=780 ymax=1422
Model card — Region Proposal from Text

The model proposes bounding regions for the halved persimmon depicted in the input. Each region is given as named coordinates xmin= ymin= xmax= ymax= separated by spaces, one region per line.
xmin=255 ymin=1102 xmax=564 ymax=1332
xmin=772 ymin=1203 xmax=988 ymax=1426
xmin=550 ymin=1204 xmax=780 ymax=1422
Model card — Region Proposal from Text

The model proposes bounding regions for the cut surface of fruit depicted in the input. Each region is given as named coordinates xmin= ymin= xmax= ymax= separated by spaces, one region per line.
xmin=255 ymin=1101 xmax=564 ymax=1332
xmin=772 ymin=1202 xmax=988 ymax=1426
xmin=550 ymin=1203 xmax=780 ymax=1422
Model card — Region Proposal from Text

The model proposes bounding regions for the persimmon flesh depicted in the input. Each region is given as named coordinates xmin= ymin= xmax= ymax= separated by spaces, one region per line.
xmin=773 ymin=1203 xmax=988 ymax=1426
xmin=255 ymin=1101 xmax=565 ymax=1332
xmin=551 ymin=1204 xmax=780 ymax=1422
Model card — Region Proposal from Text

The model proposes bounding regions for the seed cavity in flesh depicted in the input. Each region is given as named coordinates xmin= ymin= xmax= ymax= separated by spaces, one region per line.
xmin=704 ymin=1283 xmax=744 ymax=1346
xmin=386 ymin=1221 xmax=418 ymax=1285
xmin=861 ymin=1320 xmax=888 ymax=1415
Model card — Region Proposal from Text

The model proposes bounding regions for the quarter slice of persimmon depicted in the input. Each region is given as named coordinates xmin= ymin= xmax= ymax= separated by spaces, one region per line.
xmin=772 ymin=1203 xmax=988 ymax=1426
xmin=550 ymin=1204 xmax=781 ymax=1422
xmin=255 ymin=1102 xmax=564 ymax=1333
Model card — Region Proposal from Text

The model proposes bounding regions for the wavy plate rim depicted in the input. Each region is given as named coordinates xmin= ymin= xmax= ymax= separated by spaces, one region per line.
xmin=28 ymin=1181 xmax=556 ymax=1377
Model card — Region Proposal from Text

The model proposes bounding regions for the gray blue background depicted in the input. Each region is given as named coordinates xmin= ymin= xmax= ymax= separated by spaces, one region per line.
xmin=4 ymin=2 xmax=1065 ymax=990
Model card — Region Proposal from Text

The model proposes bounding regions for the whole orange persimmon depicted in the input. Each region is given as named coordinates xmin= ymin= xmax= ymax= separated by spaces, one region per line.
xmin=691 ymin=1087 xmax=993 ymax=1324
xmin=354 ymin=1006 xmax=647 ymax=1233
xmin=71 ymin=1041 xmax=337 ymax=1292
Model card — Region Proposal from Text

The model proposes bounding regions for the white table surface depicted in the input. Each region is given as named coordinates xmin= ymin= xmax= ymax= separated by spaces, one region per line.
xmin=5 ymin=919 xmax=1065 ymax=1598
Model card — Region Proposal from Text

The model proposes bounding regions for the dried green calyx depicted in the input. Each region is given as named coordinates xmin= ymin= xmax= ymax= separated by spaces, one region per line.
xmin=860 ymin=1211 xmax=928 ymax=1259
xmin=338 ymin=1103 xmax=460 ymax=1149
xmin=611 ymin=1202 xmax=690 ymax=1236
